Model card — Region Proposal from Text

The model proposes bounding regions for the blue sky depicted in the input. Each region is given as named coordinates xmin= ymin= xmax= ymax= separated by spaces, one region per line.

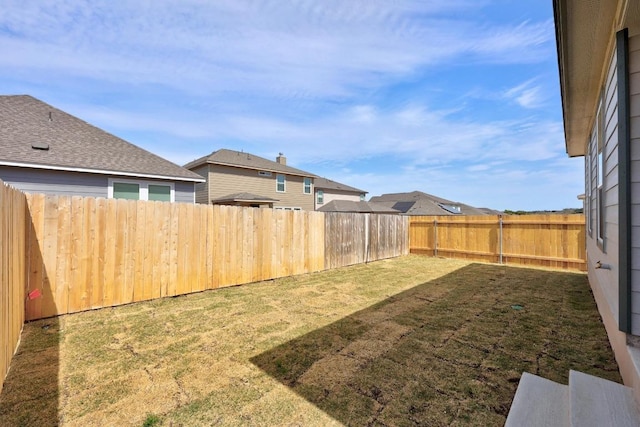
xmin=1 ymin=0 xmax=583 ymax=211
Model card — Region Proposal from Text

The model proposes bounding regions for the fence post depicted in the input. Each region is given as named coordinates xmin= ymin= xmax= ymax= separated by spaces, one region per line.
xmin=434 ymin=219 xmax=438 ymax=257
xmin=499 ymin=215 xmax=503 ymax=264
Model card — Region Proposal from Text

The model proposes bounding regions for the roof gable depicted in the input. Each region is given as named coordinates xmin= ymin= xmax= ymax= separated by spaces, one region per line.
xmin=0 ymin=95 xmax=203 ymax=182
xmin=185 ymin=149 xmax=316 ymax=178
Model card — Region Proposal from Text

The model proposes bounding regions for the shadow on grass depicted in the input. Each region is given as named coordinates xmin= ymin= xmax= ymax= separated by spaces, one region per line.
xmin=1 ymin=211 xmax=60 ymax=427
xmin=251 ymin=263 xmax=619 ymax=426
xmin=0 ymin=317 xmax=61 ymax=427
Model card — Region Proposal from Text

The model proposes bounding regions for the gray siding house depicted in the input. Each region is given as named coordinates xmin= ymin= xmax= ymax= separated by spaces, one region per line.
xmin=555 ymin=0 xmax=640 ymax=395
xmin=505 ymin=1 xmax=640 ymax=421
xmin=0 ymin=95 xmax=204 ymax=202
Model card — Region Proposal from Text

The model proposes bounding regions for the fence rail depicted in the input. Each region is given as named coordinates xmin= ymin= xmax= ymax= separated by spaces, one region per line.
xmin=0 ymin=182 xmax=27 ymax=394
xmin=409 ymin=214 xmax=586 ymax=271
xmin=24 ymin=194 xmax=408 ymax=321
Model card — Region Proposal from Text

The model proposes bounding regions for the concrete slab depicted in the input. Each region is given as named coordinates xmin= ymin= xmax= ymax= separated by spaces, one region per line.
xmin=505 ymin=372 xmax=569 ymax=427
xmin=570 ymin=370 xmax=640 ymax=427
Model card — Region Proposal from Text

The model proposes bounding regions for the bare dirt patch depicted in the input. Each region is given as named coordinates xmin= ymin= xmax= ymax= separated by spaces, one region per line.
xmin=0 ymin=256 xmax=620 ymax=426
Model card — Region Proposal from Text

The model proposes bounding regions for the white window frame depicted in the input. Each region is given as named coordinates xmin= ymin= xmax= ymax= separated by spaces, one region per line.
xmin=595 ymin=97 xmax=605 ymax=248
xmin=585 ymin=151 xmax=592 ymax=237
xmin=316 ymin=189 xmax=324 ymax=205
xmin=276 ymin=174 xmax=286 ymax=193
xmin=303 ymin=177 xmax=312 ymax=194
xmin=108 ymin=178 xmax=175 ymax=202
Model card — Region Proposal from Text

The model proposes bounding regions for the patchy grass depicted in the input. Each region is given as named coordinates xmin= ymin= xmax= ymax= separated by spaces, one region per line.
xmin=0 ymin=256 xmax=620 ymax=426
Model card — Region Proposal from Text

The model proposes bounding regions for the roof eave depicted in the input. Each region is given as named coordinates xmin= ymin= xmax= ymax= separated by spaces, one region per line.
xmin=0 ymin=161 xmax=206 ymax=183
xmin=553 ymin=0 xmax=621 ymax=158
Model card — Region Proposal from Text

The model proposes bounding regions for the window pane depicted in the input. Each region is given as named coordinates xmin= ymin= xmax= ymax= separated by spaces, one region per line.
xmin=149 ymin=184 xmax=171 ymax=201
xmin=277 ymin=174 xmax=285 ymax=192
xmin=317 ymin=190 xmax=324 ymax=204
xmin=597 ymin=151 xmax=603 ymax=187
xmin=304 ymin=177 xmax=311 ymax=194
xmin=113 ymin=182 xmax=140 ymax=200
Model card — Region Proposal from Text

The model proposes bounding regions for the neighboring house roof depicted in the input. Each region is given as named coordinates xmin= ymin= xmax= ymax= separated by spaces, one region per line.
xmin=211 ymin=192 xmax=279 ymax=204
xmin=314 ymin=177 xmax=366 ymax=194
xmin=184 ymin=149 xmax=317 ymax=178
xmin=369 ymin=191 xmax=495 ymax=216
xmin=0 ymin=95 xmax=203 ymax=182
xmin=317 ymin=200 xmax=400 ymax=214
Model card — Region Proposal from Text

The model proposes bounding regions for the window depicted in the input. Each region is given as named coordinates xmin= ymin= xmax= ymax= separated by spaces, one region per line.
xmin=595 ymin=99 xmax=605 ymax=247
xmin=585 ymin=152 xmax=592 ymax=237
xmin=317 ymin=190 xmax=324 ymax=204
xmin=276 ymin=174 xmax=286 ymax=192
xmin=108 ymin=179 xmax=174 ymax=202
xmin=113 ymin=182 xmax=140 ymax=200
xmin=360 ymin=194 xmax=365 ymax=201
xmin=303 ymin=177 xmax=312 ymax=194
xmin=149 ymin=184 xmax=171 ymax=202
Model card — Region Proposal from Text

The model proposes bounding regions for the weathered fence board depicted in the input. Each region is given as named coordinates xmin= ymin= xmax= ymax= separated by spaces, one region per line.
xmin=1 ymin=181 xmax=27 ymax=394
xmin=324 ymin=213 xmax=410 ymax=269
xmin=409 ymin=214 xmax=586 ymax=271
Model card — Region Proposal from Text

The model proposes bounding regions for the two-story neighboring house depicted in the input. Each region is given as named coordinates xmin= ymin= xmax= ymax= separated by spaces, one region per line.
xmin=0 ymin=95 xmax=204 ymax=202
xmin=313 ymin=177 xmax=367 ymax=210
xmin=184 ymin=149 xmax=317 ymax=210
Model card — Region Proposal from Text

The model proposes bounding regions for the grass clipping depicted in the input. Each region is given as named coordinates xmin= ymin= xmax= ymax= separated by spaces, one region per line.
xmin=0 ymin=255 xmax=620 ymax=426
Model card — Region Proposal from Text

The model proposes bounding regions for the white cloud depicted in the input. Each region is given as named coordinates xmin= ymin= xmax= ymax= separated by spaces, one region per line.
xmin=504 ymin=79 xmax=547 ymax=108
xmin=0 ymin=1 xmax=556 ymax=100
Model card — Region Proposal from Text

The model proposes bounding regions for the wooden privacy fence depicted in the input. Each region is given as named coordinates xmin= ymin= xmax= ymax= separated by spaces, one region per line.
xmin=325 ymin=213 xmax=409 ymax=269
xmin=0 ymin=182 xmax=27 ymax=394
xmin=24 ymin=194 xmax=409 ymax=321
xmin=409 ymin=214 xmax=586 ymax=271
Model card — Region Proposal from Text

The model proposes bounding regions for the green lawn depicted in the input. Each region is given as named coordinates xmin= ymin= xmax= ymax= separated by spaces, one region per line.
xmin=0 ymin=255 xmax=620 ymax=426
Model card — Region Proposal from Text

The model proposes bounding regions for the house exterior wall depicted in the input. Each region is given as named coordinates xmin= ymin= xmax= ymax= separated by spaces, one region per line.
xmin=0 ymin=166 xmax=109 ymax=197
xmin=315 ymin=189 xmax=364 ymax=210
xmin=191 ymin=164 xmax=210 ymax=204
xmin=586 ymin=44 xmax=621 ymax=326
xmin=629 ymin=35 xmax=640 ymax=334
xmin=0 ymin=165 xmax=195 ymax=203
xmin=205 ymin=164 xmax=314 ymax=210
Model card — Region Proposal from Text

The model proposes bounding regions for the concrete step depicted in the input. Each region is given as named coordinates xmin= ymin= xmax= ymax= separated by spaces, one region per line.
xmin=505 ymin=372 xmax=569 ymax=427
xmin=569 ymin=370 xmax=640 ymax=427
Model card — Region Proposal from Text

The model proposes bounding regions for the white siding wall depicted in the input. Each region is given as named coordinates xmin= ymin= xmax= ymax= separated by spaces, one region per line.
xmin=586 ymin=43 xmax=620 ymax=325
xmin=629 ymin=35 xmax=640 ymax=334
xmin=315 ymin=190 xmax=363 ymax=210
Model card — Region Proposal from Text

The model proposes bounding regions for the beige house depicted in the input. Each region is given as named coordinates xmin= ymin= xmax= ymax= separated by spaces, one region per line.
xmin=314 ymin=177 xmax=367 ymax=210
xmin=184 ymin=149 xmax=317 ymax=210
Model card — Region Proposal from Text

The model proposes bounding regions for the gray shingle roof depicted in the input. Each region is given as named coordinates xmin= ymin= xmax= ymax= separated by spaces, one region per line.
xmin=0 ymin=95 xmax=203 ymax=182
xmin=317 ymin=200 xmax=400 ymax=214
xmin=184 ymin=149 xmax=316 ymax=178
xmin=314 ymin=177 xmax=366 ymax=194
xmin=369 ymin=191 xmax=495 ymax=216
